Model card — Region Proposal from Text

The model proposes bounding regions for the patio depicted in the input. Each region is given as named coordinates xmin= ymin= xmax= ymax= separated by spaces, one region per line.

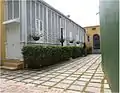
xmin=0 ymin=54 xmax=111 ymax=93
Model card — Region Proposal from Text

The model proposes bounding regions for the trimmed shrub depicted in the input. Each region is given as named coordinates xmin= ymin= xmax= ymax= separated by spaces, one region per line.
xmin=22 ymin=45 xmax=84 ymax=69
xmin=71 ymin=46 xmax=83 ymax=59
xmin=87 ymin=47 xmax=92 ymax=54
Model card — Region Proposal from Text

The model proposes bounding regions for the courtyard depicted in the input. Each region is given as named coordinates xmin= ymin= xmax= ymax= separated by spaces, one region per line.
xmin=0 ymin=54 xmax=111 ymax=93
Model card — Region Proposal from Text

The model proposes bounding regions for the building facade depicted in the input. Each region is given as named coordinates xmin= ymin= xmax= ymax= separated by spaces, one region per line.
xmin=0 ymin=0 xmax=85 ymax=63
xmin=0 ymin=0 xmax=5 ymax=64
xmin=84 ymin=25 xmax=100 ymax=53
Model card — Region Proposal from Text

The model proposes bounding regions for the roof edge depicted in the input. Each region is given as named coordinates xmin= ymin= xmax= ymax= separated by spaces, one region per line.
xmin=84 ymin=25 xmax=100 ymax=28
xmin=38 ymin=0 xmax=84 ymax=29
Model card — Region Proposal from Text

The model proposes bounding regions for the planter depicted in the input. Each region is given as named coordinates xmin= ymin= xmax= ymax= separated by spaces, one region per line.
xmin=32 ymin=36 xmax=40 ymax=41
xmin=69 ymin=40 xmax=74 ymax=43
xmin=76 ymin=41 xmax=80 ymax=44
xmin=60 ymin=39 xmax=65 ymax=43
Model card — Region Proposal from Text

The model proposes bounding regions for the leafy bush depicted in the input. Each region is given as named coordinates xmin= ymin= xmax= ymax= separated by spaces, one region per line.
xmin=87 ymin=47 xmax=92 ymax=54
xmin=22 ymin=45 xmax=84 ymax=69
xmin=71 ymin=46 xmax=83 ymax=59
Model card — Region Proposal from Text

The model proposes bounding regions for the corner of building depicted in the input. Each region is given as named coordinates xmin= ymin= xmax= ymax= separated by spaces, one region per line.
xmin=0 ymin=0 xmax=6 ymax=64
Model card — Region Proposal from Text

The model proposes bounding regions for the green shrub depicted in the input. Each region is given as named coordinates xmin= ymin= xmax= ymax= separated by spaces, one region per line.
xmin=87 ymin=47 xmax=92 ymax=54
xmin=71 ymin=46 xmax=83 ymax=59
xmin=22 ymin=45 xmax=84 ymax=69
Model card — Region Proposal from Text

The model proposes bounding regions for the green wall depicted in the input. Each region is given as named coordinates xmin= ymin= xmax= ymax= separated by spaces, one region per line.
xmin=100 ymin=0 xmax=119 ymax=92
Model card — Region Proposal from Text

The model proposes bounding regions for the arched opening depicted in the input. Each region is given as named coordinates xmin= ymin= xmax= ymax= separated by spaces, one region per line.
xmin=93 ymin=34 xmax=100 ymax=49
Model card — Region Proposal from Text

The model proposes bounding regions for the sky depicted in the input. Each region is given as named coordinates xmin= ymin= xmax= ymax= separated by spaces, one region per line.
xmin=44 ymin=0 xmax=100 ymax=27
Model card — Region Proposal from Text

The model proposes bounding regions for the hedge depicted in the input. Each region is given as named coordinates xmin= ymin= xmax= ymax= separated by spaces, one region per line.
xmin=22 ymin=45 xmax=84 ymax=69
xmin=70 ymin=46 xmax=83 ymax=59
xmin=86 ymin=47 xmax=92 ymax=54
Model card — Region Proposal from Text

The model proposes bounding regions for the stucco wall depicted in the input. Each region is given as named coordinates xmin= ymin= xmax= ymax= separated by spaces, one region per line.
xmin=84 ymin=26 xmax=100 ymax=48
xmin=0 ymin=0 xmax=5 ymax=63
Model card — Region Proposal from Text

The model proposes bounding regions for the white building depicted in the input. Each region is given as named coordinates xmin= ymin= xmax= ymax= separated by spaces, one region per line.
xmin=3 ymin=0 xmax=85 ymax=61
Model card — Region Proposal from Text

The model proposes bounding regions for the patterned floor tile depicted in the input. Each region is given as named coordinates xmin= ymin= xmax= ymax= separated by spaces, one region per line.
xmin=0 ymin=55 xmax=112 ymax=93
xmin=49 ymin=78 xmax=62 ymax=82
xmin=32 ymin=80 xmax=45 ymax=85
xmin=54 ymin=83 xmax=70 ymax=89
xmin=61 ymin=79 xmax=74 ymax=84
xmin=90 ymin=79 xmax=102 ymax=83
xmin=104 ymin=88 xmax=112 ymax=93
xmin=87 ymin=82 xmax=101 ymax=88
xmin=79 ymin=78 xmax=90 ymax=82
xmin=42 ymin=81 xmax=56 ymax=86
xmin=68 ymin=85 xmax=84 ymax=91
xmin=31 ymin=76 xmax=41 ymax=80
xmin=73 ymin=80 xmax=87 ymax=86
xmin=23 ymin=79 xmax=33 ymax=83
xmin=104 ymin=84 xmax=110 ymax=89
xmin=85 ymin=86 xmax=101 ymax=93
xmin=39 ymin=77 xmax=50 ymax=81
xmin=65 ymin=90 xmax=81 ymax=93
xmin=66 ymin=77 xmax=77 ymax=80
xmin=80 ymin=75 xmax=92 ymax=79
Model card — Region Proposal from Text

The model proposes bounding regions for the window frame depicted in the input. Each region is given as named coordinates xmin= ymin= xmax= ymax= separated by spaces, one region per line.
xmin=87 ymin=35 xmax=90 ymax=42
xmin=35 ymin=19 xmax=43 ymax=35
xmin=4 ymin=0 xmax=20 ymax=21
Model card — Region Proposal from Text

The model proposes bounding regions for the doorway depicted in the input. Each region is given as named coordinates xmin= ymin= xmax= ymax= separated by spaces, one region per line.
xmin=6 ymin=24 xmax=21 ymax=60
xmin=93 ymin=34 xmax=100 ymax=49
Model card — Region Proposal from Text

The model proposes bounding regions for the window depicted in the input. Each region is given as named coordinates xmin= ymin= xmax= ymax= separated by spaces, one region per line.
xmin=40 ymin=4 xmax=43 ymax=21
xmin=8 ymin=0 xmax=12 ymax=20
xmin=92 ymin=28 xmax=96 ymax=30
xmin=36 ymin=19 xmax=43 ymax=34
xmin=76 ymin=34 xmax=79 ymax=41
xmin=69 ymin=32 xmax=72 ymax=40
xmin=36 ymin=2 xmax=39 ymax=19
xmin=5 ymin=0 xmax=19 ymax=20
xmin=87 ymin=36 xmax=90 ymax=42
xmin=14 ymin=1 xmax=19 ymax=18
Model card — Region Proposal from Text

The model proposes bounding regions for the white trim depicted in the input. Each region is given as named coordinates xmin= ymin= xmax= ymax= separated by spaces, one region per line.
xmin=3 ymin=18 xmax=20 ymax=25
xmin=30 ymin=1 xmax=32 ymax=36
xmin=20 ymin=0 xmax=27 ymax=44
xmin=51 ymin=10 xmax=53 ymax=43
xmin=5 ymin=0 xmax=8 ymax=21
xmin=46 ymin=7 xmax=49 ymax=43
xmin=59 ymin=16 xmax=62 ymax=38
xmin=64 ymin=19 xmax=67 ymax=45
xmin=19 ymin=0 xmax=20 ymax=19
xmin=53 ymin=12 xmax=55 ymax=43
xmin=12 ymin=0 xmax=14 ymax=19
xmin=39 ymin=2 xmax=40 ymax=19
xmin=42 ymin=4 xmax=44 ymax=43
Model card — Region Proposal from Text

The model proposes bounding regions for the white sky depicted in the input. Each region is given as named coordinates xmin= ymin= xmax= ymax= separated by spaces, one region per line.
xmin=44 ymin=0 xmax=100 ymax=27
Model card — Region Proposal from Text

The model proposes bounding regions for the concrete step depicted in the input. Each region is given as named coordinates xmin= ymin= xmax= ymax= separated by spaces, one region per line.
xmin=1 ymin=61 xmax=24 ymax=70
xmin=3 ymin=61 xmax=22 ymax=67
xmin=0 ymin=66 xmax=17 ymax=70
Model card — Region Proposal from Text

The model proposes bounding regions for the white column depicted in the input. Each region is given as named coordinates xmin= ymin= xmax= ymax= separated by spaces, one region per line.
xmin=64 ymin=19 xmax=67 ymax=46
xmin=20 ymin=0 xmax=27 ymax=61
xmin=46 ymin=7 xmax=48 ymax=43
xmin=20 ymin=0 xmax=27 ymax=44
xmin=30 ymin=1 xmax=32 ymax=38
xmin=51 ymin=11 xmax=53 ymax=44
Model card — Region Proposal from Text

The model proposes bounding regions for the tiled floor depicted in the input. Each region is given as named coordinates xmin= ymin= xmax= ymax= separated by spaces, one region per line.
xmin=0 ymin=54 xmax=112 ymax=93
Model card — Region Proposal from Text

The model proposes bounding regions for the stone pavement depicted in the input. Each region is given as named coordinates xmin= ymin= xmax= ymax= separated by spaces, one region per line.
xmin=0 ymin=54 xmax=112 ymax=93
